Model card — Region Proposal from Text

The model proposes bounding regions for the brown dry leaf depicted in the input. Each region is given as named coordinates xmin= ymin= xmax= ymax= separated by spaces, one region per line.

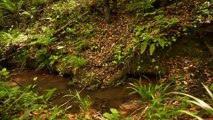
xmin=67 ymin=114 xmax=76 ymax=120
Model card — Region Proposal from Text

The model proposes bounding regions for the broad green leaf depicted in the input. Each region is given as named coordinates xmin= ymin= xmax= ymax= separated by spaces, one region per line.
xmin=103 ymin=113 xmax=112 ymax=119
xmin=136 ymin=31 xmax=141 ymax=36
xmin=158 ymin=38 xmax=165 ymax=48
xmin=210 ymin=83 xmax=213 ymax=91
xmin=133 ymin=38 xmax=139 ymax=43
xmin=149 ymin=44 xmax=155 ymax=55
xmin=110 ymin=108 xmax=119 ymax=114
xmin=140 ymin=42 xmax=147 ymax=54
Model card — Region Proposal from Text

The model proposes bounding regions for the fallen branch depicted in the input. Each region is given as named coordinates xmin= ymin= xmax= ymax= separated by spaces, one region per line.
xmin=128 ymin=106 xmax=144 ymax=117
xmin=52 ymin=20 xmax=76 ymax=36
xmin=10 ymin=79 xmax=24 ymax=88
xmin=204 ymin=41 xmax=213 ymax=54
xmin=139 ymin=106 xmax=149 ymax=120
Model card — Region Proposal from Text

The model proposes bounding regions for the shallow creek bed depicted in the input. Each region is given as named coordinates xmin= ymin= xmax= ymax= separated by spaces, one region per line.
xmin=9 ymin=69 xmax=158 ymax=116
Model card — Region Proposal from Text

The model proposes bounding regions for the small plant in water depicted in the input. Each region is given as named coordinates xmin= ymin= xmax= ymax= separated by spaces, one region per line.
xmin=103 ymin=108 xmax=121 ymax=120
xmin=129 ymin=80 xmax=169 ymax=101
xmin=74 ymin=91 xmax=91 ymax=111
xmin=128 ymin=80 xmax=179 ymax=119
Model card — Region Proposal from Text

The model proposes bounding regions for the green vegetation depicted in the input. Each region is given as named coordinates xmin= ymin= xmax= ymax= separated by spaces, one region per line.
xmin=74 ymin=91 xmax=91 ymax=111
xmin=0 ymin=0 xmax=23 ymax=14
xmin=129 ymin=81 xmax=169 ymax=101
xmin=0 ymin=0 xmax=213 ymax=119
xmin=125 ymin=0 xmax=154 ymax=13
xmin=129 ymin=81 xmax=179 ymax=119
xmin=172 ymin=83 xmax=213 ymax=120
xmin=0 ymin=68 xmax=67 ymax=119
xmin=0 ymin=68 xmax=10 ymax=80
xmin=103 ymin=108 xmax=121 ymax=120
xmin=0 ymin=81 xmax=66 ymax=119
xmin=133 ymin=15 xmax=180 ymax=56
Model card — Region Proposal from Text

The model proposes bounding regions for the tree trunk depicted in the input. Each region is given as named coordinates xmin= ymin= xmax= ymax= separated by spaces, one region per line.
xmin=112 ymin=0 xmax=117 ymax=14
xmin=103 ymin=0 xmax=110 ymax=22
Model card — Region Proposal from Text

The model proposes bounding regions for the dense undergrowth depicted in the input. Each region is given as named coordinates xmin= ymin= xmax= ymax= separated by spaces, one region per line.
xmin=0 ymin=0 xmax=213 ymax=119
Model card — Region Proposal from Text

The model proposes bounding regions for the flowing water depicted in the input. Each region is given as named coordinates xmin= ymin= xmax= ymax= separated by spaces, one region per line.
xmin=9 ymin=69 xmax=157 ymax=116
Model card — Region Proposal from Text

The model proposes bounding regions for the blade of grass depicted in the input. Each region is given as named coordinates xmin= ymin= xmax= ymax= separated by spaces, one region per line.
xmin=178 ymin=110 xmax=203 ymax=120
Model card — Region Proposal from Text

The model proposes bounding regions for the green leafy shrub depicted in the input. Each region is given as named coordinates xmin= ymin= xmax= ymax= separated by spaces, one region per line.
xmin=133 ymin=15 xmax=180 ymax=56
xmin=0 ymin=30 xmax=27 ymax=46
xmin=29 ymin=34 xmax=57 ymax=46
xmin=195 ymin=1 xmax=213 ymax=24
xmin=48 ymin=0 xmax=77 ymax=15
xmin=113 ymin=46 xmax=127 ymax=64
xmin=0 ymin=31 xmax=29 ymax=67
xmin=35 ymin=48 xmax=51 ymax=70
xmin=55 ymin=55 xmax=86 ymax=75
xmin=82 ymin=23 xmax=94 ymax=38
xmin=29 ymin=27 xmax=57 ymax=46
xmin=13 ymin=49 xmax=29 ymax=67
xmin=70 ymin=56 xmax=87 ymax=67
xmin=154 ymin=15 xmax=180 ymax=29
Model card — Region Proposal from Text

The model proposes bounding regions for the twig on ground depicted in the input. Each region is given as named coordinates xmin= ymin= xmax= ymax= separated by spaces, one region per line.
xmin=128 ymin=106 xmax=144 ymax=117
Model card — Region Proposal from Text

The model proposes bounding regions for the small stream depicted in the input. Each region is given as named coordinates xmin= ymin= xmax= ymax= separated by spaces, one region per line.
xmin=9 ymin=69 xmax=157 ymax=116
